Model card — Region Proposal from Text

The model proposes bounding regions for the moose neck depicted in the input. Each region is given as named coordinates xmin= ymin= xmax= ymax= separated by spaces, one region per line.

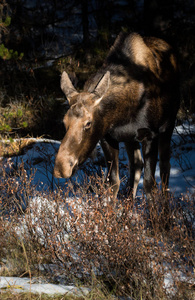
xmin=95 ymin=83 xmax=147 ymax=142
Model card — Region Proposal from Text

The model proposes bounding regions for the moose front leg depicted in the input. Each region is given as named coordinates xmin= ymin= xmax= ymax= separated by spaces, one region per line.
xmin=101 ymin=138 xmax=120 ymax=199
xmin=142 ymin=137 xmax=158 ymax=201
xmin=125 ymin=141 xmax=143 ymax=198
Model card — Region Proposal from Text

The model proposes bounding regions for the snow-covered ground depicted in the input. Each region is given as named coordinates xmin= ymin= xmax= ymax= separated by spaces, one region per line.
xmin=0 ymin=276 xmax=89 ymax=296
xmin=1 ymin=123 xmax=195 ymax=197
xmin=0 ymin=123 xmax=194 ymax=297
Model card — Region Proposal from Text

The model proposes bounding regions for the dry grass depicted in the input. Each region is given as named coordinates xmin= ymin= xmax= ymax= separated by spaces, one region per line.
xmin=0 ymin=137 xmax=56 ymax=158
xmin=0 ymin=291 xmax=85 ymax=300
xmin=0 ymin=161 xmax=194 ymax=299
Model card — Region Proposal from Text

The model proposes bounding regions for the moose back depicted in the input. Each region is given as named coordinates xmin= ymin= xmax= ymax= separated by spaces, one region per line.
xmin=54 ymin=32 xmax=180 ymax=200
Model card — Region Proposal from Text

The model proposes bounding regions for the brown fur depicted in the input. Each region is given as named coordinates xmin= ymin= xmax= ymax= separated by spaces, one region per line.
xmin=54 ymin=32 xmax=180 ymax=199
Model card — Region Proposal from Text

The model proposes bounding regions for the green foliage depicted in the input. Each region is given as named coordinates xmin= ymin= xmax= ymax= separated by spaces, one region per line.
xmin=0 ymin=7 xmax=23 ymax=60
xmin=22 ymin=121 xmax=28 ymax=128
xmin=1 ymin=15 xmax=11 ymax=27
xmin=0 ymin=43 xmax=24 ymax=60
xmin=0 ymin=104 xmax=30 ymax=134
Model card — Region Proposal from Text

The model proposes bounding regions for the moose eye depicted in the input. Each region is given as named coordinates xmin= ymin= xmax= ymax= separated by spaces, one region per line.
xmin=84 ymin=121 xmax=92 ymax=130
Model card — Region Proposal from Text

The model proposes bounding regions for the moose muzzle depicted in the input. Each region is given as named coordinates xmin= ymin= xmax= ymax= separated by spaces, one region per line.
xmin=53 ymin=153 xmax=78 ymax=178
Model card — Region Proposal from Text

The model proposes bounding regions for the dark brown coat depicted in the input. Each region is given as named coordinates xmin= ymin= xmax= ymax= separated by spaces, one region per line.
xmin=54 ymin=32 xmax=180 ymax=199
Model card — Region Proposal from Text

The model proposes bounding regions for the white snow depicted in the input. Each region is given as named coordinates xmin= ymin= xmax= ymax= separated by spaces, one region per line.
xmin=0 ymin=123 xmax=194 ymax=296
xmin=0 ymin=276 xmax=89 ymax=296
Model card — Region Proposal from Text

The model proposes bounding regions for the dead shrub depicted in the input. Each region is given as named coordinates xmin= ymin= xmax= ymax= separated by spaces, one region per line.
xmin=16 ymin=176 xmax=195 ymax=299
xmin=0 ymin=158 xmax=36 ymax=216
xmin=0 ymin=161 xmax=194 ymax=299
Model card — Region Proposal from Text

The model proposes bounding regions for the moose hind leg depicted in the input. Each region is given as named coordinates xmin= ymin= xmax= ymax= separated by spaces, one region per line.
xmin=158 ymin=132 xmax=172 ymax=194
xmin=101 ymin=138 xmax=120 ymax=199
xmin=125 ymin=141 xmax=143 ymax=198
xmin=142 ymin=137 xmax=158 ymax=200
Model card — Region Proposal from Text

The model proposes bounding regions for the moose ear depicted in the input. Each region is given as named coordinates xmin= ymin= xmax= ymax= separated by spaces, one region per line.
xmin=60 ymin=71 xmax=78 ymax=103
xmin=93 ymin=71 xmax=110 ymax=103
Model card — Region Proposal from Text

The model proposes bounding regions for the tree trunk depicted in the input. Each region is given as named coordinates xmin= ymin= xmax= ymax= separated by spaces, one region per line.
xmin=81 ymin=0 xmax=90 ymax=48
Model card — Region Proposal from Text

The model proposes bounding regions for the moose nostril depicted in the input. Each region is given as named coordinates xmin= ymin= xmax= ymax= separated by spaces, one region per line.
xmin=53 ymin=164 xmax=62 ymax=178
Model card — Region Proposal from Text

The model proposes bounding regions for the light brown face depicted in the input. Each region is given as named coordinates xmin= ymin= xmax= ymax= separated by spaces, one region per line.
xmin=53 ymin=94 xmax=99 ymax=178
xmin=53 ymin=70 xmax=110 ymax=179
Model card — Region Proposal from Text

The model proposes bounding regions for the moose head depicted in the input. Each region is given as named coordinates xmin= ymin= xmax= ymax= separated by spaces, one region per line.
xmin=53 ymin=71 xmax=111 ymax=179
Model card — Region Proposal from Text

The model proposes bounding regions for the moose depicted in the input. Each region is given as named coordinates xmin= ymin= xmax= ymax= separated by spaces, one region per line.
xmin=54 ymin=32 xmax=180 ymax=200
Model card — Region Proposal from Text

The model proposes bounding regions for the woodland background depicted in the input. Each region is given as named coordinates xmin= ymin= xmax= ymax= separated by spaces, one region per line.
xmin=0 ymin=0 xmax=195 ymax=141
